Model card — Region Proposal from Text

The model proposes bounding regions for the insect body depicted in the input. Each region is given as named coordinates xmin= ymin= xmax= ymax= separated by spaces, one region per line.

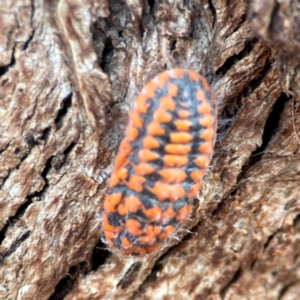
xmin=102 ymin=68 xmax=217 ymax=256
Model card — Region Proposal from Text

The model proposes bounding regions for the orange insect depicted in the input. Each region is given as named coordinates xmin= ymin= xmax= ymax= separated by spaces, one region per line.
xmin=102 ymin=68 xmax=217 ymax=256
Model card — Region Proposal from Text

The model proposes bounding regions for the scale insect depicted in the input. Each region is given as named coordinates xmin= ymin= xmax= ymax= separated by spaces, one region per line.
xmin=102 ymin=68 xmax=217 ymax=256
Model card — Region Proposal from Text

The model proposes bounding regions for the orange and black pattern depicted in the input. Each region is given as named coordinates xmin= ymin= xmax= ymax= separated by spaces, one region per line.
xmin=102 ymin=68 xmax=217 ymax=256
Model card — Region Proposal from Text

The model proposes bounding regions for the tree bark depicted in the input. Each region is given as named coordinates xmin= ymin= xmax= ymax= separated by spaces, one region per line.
xmin=0 ymin=0 xmax=300 ymax=299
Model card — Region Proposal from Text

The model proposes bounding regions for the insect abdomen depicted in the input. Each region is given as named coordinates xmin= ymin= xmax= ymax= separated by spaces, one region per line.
xmin=102 ymin=68 xmax=217 ymax=256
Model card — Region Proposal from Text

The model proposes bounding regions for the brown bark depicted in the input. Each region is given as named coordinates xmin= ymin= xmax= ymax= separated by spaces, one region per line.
xmin=0 ymin=0 xmax=300 ymax=299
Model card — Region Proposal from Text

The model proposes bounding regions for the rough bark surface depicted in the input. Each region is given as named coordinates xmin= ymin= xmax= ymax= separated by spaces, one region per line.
xmin=0 ymin=0 xmax=300 ymax=299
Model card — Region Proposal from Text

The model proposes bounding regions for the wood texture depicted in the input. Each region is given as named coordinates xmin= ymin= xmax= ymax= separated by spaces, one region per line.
xmin=0 ymin=0 xmax=300 ymax=299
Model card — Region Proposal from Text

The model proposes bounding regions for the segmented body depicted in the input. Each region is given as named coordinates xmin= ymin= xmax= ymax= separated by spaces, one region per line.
xmin=102 ymin=68 xmax=217 ymax=256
